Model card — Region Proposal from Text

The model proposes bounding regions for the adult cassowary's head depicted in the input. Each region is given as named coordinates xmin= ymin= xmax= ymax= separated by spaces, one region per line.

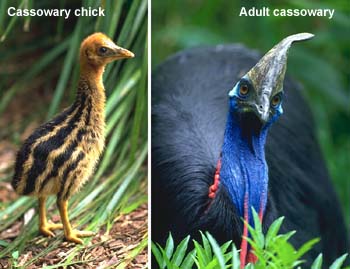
xmin=228 ymin=33 xmax=314 ymax=129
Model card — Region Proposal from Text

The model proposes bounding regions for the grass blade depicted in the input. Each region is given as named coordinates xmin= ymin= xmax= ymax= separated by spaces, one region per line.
xmin=311 ymin=254 xmax=323 ymax=269
xmin=330 ymin=253 xmax=349 ymax=269
xmin=172 ymin=235 xmax=190 ymax=266
xmin=206 ymin=232 xmax=226 ymax=269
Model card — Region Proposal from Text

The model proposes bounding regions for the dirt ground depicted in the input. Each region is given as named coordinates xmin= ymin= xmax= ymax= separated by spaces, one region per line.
xmin=0 ymin=203 xmax=148 ymax=268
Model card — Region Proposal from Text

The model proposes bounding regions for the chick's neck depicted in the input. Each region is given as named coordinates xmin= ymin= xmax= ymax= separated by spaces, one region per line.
xmin=77 ymin=61 xmax=106 ymax=111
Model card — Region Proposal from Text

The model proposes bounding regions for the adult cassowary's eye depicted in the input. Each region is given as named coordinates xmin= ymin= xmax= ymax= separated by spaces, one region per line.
xmin=239 ymin=84 xmax=249 ymax=96
xmin=271 ymin=94 xmax=282 ymax=107
xmin=99 ymin=47 xmax=108 ymax=54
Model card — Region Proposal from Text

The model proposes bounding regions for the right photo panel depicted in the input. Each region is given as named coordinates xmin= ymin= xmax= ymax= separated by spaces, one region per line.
xmin=151 ymin=1 xmax=349 ymax=268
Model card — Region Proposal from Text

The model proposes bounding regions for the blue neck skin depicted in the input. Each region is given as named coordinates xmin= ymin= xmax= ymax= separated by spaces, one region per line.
xmin=220 ymin=109 xmax=268 ymax=227
xmin=219 ymin=92 xmax=282 ymax=228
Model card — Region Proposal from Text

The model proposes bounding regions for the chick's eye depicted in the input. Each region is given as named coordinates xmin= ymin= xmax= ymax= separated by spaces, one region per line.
xmin=271 ymin=94 xmax=282 ymax=107
xmin=239 ymin=84 xmax=249 ymax=96
xmin=99 ymin=47 xmax=108 ymax=54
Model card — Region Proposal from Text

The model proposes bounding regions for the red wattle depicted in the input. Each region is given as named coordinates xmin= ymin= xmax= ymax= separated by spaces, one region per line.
xmin=208 ymin=159 xmax=221 ymax=199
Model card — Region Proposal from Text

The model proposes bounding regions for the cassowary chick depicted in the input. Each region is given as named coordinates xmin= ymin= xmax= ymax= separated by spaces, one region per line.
xmin=11 ymin=32 xmax=134 ymax=244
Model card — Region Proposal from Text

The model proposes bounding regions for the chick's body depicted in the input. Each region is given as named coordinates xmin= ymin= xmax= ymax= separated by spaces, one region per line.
xmin=13 ymin=79 xmax=105 ymax=200
xmin=11 ymin=32 xmax=134 ymax=244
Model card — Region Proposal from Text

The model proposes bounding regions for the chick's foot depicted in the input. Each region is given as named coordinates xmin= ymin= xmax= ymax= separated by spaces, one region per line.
xmin=39 ymin=223 xmax=63 ymax=237
xmin=65 ymin=230 xmax=95 ymax=244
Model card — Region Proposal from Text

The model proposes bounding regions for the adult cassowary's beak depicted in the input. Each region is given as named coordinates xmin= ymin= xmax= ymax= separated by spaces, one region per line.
xmin=246 ymin=33 xmax=314 ymax=123
xmin=252 ymin=94 xmax=270 ymax=123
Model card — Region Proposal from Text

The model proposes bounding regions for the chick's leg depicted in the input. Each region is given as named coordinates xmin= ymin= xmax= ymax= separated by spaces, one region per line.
xmin=57 ymin=199 xmax=94 ymax=244
xmin=39 ymin=196 xmax=63 ymax=237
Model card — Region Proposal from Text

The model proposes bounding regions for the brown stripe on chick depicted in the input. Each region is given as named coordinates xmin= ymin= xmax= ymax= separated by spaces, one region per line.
xmin=39 ymin=100 xmax=92 ymax=192
xmin=57 ymin=151 xmax=85 ymax=201
xmin=22 ymin=94 xmax=88 ymax=195
xmin=12 ymin=104 xmax=78 ymax=191
xmin=13 ymin=104 xmax=82 ymax=195
xmin=38 ymin=130 xmax=83 ymax=192
xmin=32 ymin=96 xmax=92 ymax=194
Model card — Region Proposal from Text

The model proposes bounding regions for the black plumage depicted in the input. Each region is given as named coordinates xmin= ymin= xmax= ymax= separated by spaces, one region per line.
xmin=151 ymin=44 xmax=349 ymax=267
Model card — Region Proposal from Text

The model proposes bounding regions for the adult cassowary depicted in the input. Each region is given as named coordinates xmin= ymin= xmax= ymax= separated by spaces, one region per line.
xmin=152 ymin=33 xmax=349 ymax=267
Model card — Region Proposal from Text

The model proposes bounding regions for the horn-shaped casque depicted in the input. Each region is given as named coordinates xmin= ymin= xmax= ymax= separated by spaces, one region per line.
xmin=247 ymin=33 xmax=314 ymax=96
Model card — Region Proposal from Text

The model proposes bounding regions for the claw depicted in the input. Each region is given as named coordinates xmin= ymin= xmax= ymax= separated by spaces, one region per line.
xmin=39 ymin=223 xmax=63 ymax=237
xmin=65 ymin=230 xmax=95 ymax=244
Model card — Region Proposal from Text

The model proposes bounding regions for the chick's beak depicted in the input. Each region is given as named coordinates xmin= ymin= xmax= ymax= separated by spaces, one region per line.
xmin=113 ymin=47 xmax=135 ymax=59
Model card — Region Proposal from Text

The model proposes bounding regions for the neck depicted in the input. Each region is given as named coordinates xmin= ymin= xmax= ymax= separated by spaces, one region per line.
xmin=77 ymin=63 xmax=106 ymax=105
xmin=80 ymin=61 xmax=105 ymax=84
xmin=75 ymin=64 xmax=106 ymax=131
xmin=219 ymin=110 xmax=269 ymax=227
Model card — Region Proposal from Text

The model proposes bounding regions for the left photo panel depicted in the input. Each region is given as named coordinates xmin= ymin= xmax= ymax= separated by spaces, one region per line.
xmin=0 ymin=0 xmax=148 ymax=267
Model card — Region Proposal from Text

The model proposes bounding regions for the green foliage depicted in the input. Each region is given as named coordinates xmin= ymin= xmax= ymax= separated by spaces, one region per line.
xmin=0 ymin=0 xmax=147 ymax=266
xmin=152 ymin=0 xmax=350 ymax=226
xmin=11 ymin=250 xmax=19 ymax=267
xmin=245 ymin=209 xmax=320 ymax=268
xmin=152 ymin=234 xmax=196 ymax=269
xmin=152 ymin=210 xmax=350 ymax=269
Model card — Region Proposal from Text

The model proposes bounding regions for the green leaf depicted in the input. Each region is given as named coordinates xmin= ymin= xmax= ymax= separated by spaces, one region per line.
xmin=193 ymin=239 xmax=209 ymax=267
xmin=220 ymin=241 xmax=232 ymax=254
xmin=246 ymin=209 xmax=264 ymax=249
xmin=330 ymin=253 xmax=349 ymax=269
xmin=180 ymin=249 xmax=196 ymax=269
xmin=269 ymin=236 xmax=297 ymax=266
xmin=311 ymin=254 xmax=323 ymax=269
xmin=200 ymin=231 xmax=213 ymax=261
xmin=165 ymin=233 xmax=175 ymax=260
xmin=0 ymin=0 xmax=25 ymax=42
xmin=295 ymin=238 xmax=320 ymax=260
xmin=11 ymin=250 xmax=19 ymax=259
xmin=276 ymin=230 xmax=296 ymax=242
xmin=205 ymin=259 xmax=219 ymax=269
xmin=231 ymin=244 xmax=240 ymax=269
xmin=265 ymin=216 xmax=284 ymax=247
xmin=0 ymin=240 xmax=9 ymax=247
xmin=206 ymin=232 xmax=226 ymax=269
xmin=152 ymin=242 xmax=165 ymax=269
xmin=172 ymin=236 xmax=190 ymax=266
xmin=223 ymin=252 xmax=233 ymax=263
xmin=159 ymin=245 xmax=176 ymax=269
